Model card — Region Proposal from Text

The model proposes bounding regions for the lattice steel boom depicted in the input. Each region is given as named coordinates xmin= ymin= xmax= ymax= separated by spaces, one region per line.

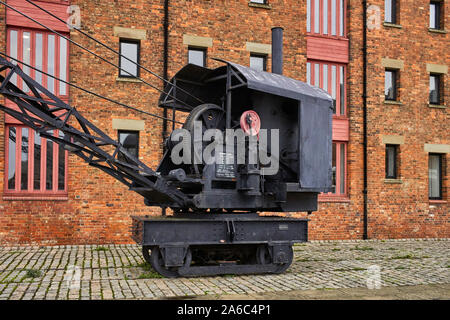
xmin=0 ymin=56 xmax=189 ymax=207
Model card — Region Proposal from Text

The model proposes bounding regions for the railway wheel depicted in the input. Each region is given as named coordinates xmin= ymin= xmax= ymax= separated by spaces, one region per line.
xmin=142 ymin=246 xmax=152 ymax=264
xmin=149 ymin=246 xmax=192 ymax=278
xmin=256 ymin=245 xmax=294 ymax=274
xmin=256 ymin=245 xmax=271 ymax=265
xmin=273 ymin=246 xmax=294 ymax=274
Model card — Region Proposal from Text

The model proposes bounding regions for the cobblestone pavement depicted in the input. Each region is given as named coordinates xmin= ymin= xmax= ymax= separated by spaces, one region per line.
xmin=195 ymin=284 xmax=450 ymax=300
xmin=0 ymin=239 xmax=448 ymax=300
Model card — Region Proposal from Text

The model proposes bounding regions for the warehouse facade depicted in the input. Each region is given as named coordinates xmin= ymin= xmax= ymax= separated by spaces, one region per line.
xmin=0 ymin=0 xmax=448 ymax=244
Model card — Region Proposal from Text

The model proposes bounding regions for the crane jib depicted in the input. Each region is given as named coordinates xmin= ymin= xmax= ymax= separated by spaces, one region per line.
xmin=0 ymin=57 xmax=189 ymax=208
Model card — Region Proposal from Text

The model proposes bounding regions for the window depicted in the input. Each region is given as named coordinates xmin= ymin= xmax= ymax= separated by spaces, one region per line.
xmin=5 ymin=125 xmax=67 ymax=195
xmin=330 ymin=142 xmax=347 ymax=195
xmin=430 ymin=1 xmax=442 ymax=29
xmin=429 ymin=154 xmax=443 ymax=200
xmin=6 ymin=28 xmax=69 ymax=96
xmin=118 ymin=130 xmax=139 ymax=163
xmin=250 ymin=54 xmax=267 ymax=72
xmin=385 ymin=145 xmax=398 ymax=179
xmin=5 ymin=28 xmax=69 ymax=197
xmin=385 ymin=69 xmax=397 ymax=101
xmin=307 ymin=61 xmax=347 ymax=115
xmin=385 ymin=0 xmax=397 ymax=24
xmin=429 ymin=74 xmax=441 ymax=104
xmin=188 ymin=47 xmax=206 ymax=67
xmin=250 ymin=0 xmax=267 ymax=3
xmin=307 ymin=0 xmax=346 ymax=37
xmin=119 ymin=39 xmax=140 ymax=78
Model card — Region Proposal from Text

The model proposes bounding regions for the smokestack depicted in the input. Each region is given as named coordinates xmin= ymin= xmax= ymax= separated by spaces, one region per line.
xmin=271 ymin=27 xmax=283 ymax=75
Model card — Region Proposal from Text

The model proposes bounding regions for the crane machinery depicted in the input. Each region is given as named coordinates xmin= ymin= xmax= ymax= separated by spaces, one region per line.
xmin=0 ymin=25 xmax=332 ymax=277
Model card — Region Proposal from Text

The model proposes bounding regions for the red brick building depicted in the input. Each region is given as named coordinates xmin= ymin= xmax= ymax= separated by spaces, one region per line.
xmin=0 ymin=0 xmax=448 ymax=245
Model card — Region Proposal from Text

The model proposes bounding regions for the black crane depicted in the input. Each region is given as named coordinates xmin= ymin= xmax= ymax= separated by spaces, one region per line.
xmin=0 ymin=24 xmax=332 ymax=277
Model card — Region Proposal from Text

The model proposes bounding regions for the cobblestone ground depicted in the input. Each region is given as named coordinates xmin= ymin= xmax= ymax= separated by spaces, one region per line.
xmin=0 ymin=239 xmax=448 ymax=300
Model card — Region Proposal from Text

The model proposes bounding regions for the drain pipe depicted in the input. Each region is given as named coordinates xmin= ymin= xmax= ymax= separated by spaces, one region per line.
xmin=161 ymin=0 xmax=169 ymax=217
xmin=362 ymin=0 xmax=368 ymax=239
xmin=162 ymin=0 xmax=169 ymax=148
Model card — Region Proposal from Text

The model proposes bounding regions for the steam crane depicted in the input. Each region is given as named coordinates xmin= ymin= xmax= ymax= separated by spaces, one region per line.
xmin=0 ymin=21 xmax=332 ymax=276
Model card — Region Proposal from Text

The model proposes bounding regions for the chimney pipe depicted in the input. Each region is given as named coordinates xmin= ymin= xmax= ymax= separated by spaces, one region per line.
xmin=271 ymin=27 xmax=283 ymax=75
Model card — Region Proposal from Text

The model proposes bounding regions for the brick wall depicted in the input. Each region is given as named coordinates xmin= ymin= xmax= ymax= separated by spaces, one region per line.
xmin=0 ymin=0 xmax=164 ymax=245
xmin=363 ymin=0 xmax=449 ymax=238
xmin=0 ymin=0 xmax=6 ymax=241
xmin=0 ymin=0 xmax=448 ymax=245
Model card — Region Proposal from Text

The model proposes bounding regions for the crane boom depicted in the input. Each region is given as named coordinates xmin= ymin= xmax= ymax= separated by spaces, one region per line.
xmin=0 ymin=56 xmax=189 ymax=207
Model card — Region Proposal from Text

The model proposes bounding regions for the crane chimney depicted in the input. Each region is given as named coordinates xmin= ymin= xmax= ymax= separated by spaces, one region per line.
xmin=271 ymin=27 xmax=284 ymax=75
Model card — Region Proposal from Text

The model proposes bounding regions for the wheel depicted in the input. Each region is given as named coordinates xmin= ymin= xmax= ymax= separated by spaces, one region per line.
xmin=150 ymin=247 xmax=180 ymax=278
xmin=150 ymin=246 xmax=192 ymax=278
xmin=142 ymin=246 xmax=152 ymax=264
xmin=256 ymin=245 xmax=271 ymax=265
xmin=184 ymin=247 xmax=192 ymax=268
xmin=273 ymin=246 xmax=294 ymax=274
xmin=183 ymin=104 xmax=225 ymax=132
xmin=183 ymin=104 xmax=226 ymax=175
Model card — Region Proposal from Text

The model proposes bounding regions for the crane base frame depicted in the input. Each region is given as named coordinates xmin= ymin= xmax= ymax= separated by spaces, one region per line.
xmin=131 ymin=213 xmax=307 ymax=277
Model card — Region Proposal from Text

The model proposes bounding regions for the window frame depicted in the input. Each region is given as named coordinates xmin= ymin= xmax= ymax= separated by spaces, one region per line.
xmin=385 ymin=0 xmax=397 ymax=24
xmin=249 ymin=53 xmax=267 ymax=72
xmin=187 ymin=46 xmax=207 ymax=67
xmin=4 ymin=27 xmax=70 ymax=199
xmin=429 ymin=73 xmax=442 ymax=105
xmin=118 ymin=130 xmax=140 ymax=161
xmin=6 ymin=27 xmax=70 ymax=99
xmin=384 ymin=69 xmax=398 ymax=101
xmin=428 ymin=153 xmax=443 ymax=200
xmin=385 ymin=144 xmax=398 ymax=179
xmin=319 ymin=141 xmax=347 ymax=200
xmin=430 ymin=1 xmax=442 ymax=30
xmin=4 ymin=124 xmax=68 ymax=197
xmin=307 ymin=60 xmax=347 ymax=116
xmin=118 ymin=38 xmax=141 ymax=78
xmin=307 ymin=0 xmax=347 ymax=38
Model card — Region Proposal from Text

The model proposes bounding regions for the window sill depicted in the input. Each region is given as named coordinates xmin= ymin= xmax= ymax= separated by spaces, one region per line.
xmin=306 ymin=33 xmax=349 ymax=41
xmin=3 ymin=195 xmax=69 ymax=201
xmin=333 ymin=114 xmax=349 ymax=120
xmin=428 ymin=28 xmax=447 ymax=34
xmin=429 ymin=200 xmax=447 ymax=204
xmin=318 ymin=196 xmax=350 ymax=203
xmin=116 ymin=77 xmax=142 ymax=83
xmin=384 ymin=178 xmax=402 ymax=184
xmin=383 ymin=22 xmax=402 ymax=29
xmin=428 ymin=104 xmax=447 ymax=109
xmin=384 ymin=100 xmax=403 ymax=105
xmin=248 ymin=2 xmax=271 ymax=9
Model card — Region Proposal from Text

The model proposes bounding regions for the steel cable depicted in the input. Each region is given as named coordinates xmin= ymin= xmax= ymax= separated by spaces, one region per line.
xmin=0 ymin=0 xmax=195 ymax=110
xmin=0 ymin=52 xmax=183 ymax=124
xmin=24 ymin=0 xmax=205 ymax=106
